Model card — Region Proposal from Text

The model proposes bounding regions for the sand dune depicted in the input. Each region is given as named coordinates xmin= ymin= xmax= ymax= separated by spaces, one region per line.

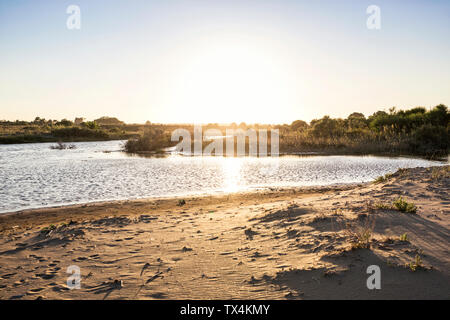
xmin=0 ymin=166 xmax=448 ymax=299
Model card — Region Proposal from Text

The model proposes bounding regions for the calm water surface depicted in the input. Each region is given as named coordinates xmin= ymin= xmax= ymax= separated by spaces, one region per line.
xmin=0 ymin=140 xmax=446 ymax=213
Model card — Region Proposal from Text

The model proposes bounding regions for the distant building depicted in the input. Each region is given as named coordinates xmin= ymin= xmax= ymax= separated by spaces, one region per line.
xmin=74 ymin=117 xmax=85 ymax=125
xmin=94 ymin=117 xmax=124 ymax=126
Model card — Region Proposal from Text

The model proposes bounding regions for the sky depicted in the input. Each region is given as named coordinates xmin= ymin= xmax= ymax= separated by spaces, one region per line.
xmin=1 ymin=0 xmax=449 ymax=124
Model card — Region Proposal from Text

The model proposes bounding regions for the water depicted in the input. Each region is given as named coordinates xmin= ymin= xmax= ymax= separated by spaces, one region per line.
xmin=0 ymin=140 xmax=446 ymax=213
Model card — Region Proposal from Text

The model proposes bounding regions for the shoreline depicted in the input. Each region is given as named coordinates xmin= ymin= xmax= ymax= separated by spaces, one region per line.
xmin=0 ymin=166 xmax=448 ymax=299
xmin=0 ymin=183 xmax=363 ymax=218
xmin=1 ymin=139 xmax=448 ymax=162
xmin=0 ymin=184 xmax=358 ymax=231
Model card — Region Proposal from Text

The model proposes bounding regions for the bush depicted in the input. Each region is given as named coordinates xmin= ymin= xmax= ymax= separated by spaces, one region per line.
xmin=393 ymin=197 xmax=417 ymax=213
xmin=373 ymin=173 xmax=393 ymax=184
xmin=431 ymin=166 xmax=450 ymax=180
xmin=124 ymin=128 xmax=173 ymax=153
xmin=51 ymin=127 xmax=109 ymax=140
xmin=409 ymin=124 xmax=449 ymax=156
xmin=81 ymin=121 xmax=100 ymax=130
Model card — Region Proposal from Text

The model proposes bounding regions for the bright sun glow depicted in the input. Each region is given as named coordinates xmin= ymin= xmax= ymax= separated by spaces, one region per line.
xmin=159 ymin=38 xmax=301 ymax=124
xmin=222 ymin=157 xmax=243 ymax=192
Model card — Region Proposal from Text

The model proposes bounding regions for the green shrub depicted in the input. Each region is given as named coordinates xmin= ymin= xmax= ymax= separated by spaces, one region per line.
xmin=409 ymin=124 xmax=449 ymax=157
xmin=373 ymin=202 xmax=392 ymax=210
xmin=124 ymin=128 xmax=173 ymax=153
xmin=393 ymin=197 xmax=417 ymax=213
xmin=373 ymin=173 xmax=393 ymax=184
xmin=82 ymin=121 xmax=100 ymax=130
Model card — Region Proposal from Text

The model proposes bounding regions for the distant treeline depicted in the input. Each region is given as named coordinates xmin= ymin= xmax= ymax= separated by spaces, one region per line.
xmin=2 ymin=105 xmax=449 ymax=158
xmin=278 ymin=104 xmax=449 ymax=158
xmin=0 ymin=117 xmax=134 ymax=144
xmin=124 ymin=105 xmax=449 ymax=159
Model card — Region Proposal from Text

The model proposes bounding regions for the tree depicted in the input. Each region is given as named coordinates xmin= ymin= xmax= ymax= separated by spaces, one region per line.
xmin=82 ymin=121 xmax=99 ymax=130
xmin=347 ymin=112 xmax=367 ymax=130
xmin=290 ymin=120 xmax=308 ymax=131
xmin=426 ymin=104 xmax=448 ymax=127
xmin=94 ymin=117 xmax=124 ymax=126
xmin=57 ymin=119 xmax=73 ymax=127
xmin=310 ymin=116 xmax=344 ymax=138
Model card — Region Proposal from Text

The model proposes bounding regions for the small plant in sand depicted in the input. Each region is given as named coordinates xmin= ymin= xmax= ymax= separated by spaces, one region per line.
xmin=345 ymin=218 xmax=375 ymax=249
xmin=393 ymin=197 xmax=417 ymax=213
xmin=431 ymin=166 xmax=450 ymax=180
xmin=352 ymin=229 xmax=372 ymax=249
xmin=177 ymin=199 xmax=186 ymax=206
xmin=374 ymin=202 xmax=392 ymax=210
xmin=373 ymin=173 xmax=393 ymax=184
xmin=40 ymin=224 xmax=57 ymax=235
xmin=408 ymin=254 xmax=424 ymax=272
xmin=399 ymin=233 xmax=409 ymax=242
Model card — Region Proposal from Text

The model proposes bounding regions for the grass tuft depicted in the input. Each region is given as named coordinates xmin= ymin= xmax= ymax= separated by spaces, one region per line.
xmin=373 ymin=173 xmax=393 ymax=184
xmin=393 ymin=197 xmax=417 ymax=213
xmin=345 ymin=218 xmax=375 ymax=249
xmin=408 ymin=254 xmax=425 ymax=272
xmin=40 ymin=224 xmax=57 ymax=235
xmin=399 ymin=233 xmax=408 ymax=242
xmin=431 ymin=166 xmax=450 ymax=180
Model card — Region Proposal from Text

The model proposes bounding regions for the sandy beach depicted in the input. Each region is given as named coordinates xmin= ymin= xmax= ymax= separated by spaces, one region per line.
xmin=0 ymin=166 xmax=448 ymax=300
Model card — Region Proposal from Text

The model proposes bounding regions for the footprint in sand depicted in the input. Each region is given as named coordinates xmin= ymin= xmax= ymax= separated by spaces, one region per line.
xmin=26 ymin=288 xmax=45 ymax=295
xmin=148 ymin=292 xmax=167 ymax=299
xmin=73 ymin=256 xmax=88 ymax=262
xmin=51 ymin=285 xmax=70 ymax=292
xmin=0 ymin=272 xmax=17 ymax=279
xmin=36 ymin=273 xmax=56 ymax=280
xmin=13 ymin=279 xmax=27 ymax=287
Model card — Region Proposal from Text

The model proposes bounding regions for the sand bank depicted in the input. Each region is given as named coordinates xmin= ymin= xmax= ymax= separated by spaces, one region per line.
xmin=0 ymin=166 xmax=448 ymax=299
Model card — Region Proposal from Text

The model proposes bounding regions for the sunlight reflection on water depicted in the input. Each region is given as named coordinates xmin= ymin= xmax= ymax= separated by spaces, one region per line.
xmin=0 ymin=140 xmax=446 ymax=213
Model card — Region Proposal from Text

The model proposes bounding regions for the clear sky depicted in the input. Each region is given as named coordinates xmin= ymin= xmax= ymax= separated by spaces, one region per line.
xmin=1 ymin=0 xmax=449 ymax=124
